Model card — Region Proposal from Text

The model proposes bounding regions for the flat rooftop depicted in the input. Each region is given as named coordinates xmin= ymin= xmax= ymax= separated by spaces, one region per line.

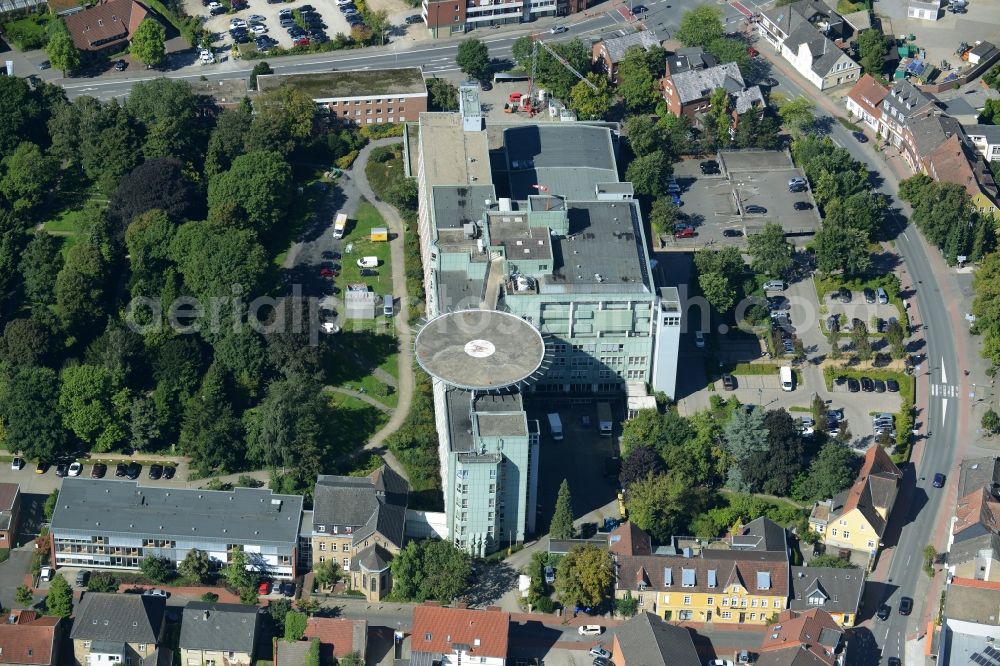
xmin=502 ymin=125 xmax=618 ymax=200
xmin=539 ymin=201 xmax=652 ymax=293
xmin=50 ymin=479 xmax=303 ymax=545
xmin=256 ymin=67 xmax=427 ymax=100
xmin=432 ymin=184 xmax=497 ymax=231
xmin=418 ymin=113 xmax=492 ymax=187
xmin=415 ymin=310 xmax=545 ymax=390
xmin=473 ymin=392 xmax=527 ymax=437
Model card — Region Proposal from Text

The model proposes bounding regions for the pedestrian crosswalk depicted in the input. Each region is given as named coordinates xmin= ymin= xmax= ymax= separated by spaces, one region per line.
xmin=931 ymin=383 xmax=959 ymax=398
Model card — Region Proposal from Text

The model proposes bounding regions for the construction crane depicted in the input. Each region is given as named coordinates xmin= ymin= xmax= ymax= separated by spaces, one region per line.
xmin=523 ymin=36 xmax=597 ymax=115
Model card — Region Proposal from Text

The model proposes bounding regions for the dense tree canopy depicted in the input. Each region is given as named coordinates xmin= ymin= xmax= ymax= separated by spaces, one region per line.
xmin=207 ymin=151 xmax=293 ymax=239
xmin=456 ymin=38 xmax=490 ymax=80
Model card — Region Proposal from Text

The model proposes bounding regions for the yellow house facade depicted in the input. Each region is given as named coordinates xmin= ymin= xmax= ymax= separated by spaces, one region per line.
xmin=809 ymin=445 xmax=901 ymax=560
xmin=615 ymin=552 xmax=790 ymax=625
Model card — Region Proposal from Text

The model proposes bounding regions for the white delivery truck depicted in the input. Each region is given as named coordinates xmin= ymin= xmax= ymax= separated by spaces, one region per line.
xmin=333 ymin=213 xmax=348 ymax=239
xmin=780 ymin=365 xmax=794 ymax=391
xmin=547 ymin=413 xmax=563 ymax=441
xmin=597 ymin=402 xmax=613 ymax=436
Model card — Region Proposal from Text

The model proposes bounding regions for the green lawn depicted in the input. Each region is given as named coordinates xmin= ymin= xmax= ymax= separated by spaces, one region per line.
xmin=341 ymin=199 xmax=393 ymax=294
xmin=2 ymin=14 xmax=53 ymax=50
xmin=42 ymin=207 xmax=88 ymax=256
xmin=323 ymin=331 xmax=398 ymax=385
xmin=325 ymin=392 xmax=390 ymax=455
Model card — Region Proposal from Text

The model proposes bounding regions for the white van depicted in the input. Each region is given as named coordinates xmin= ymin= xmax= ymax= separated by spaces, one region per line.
xmin=578 ymin=625 xmax=603 ymax=636
xmin=780 ymin=366 xmax=794 ymax=392
xmin=383 ymin=294 xmax=393 ymax=317
xmin=357 ymin=256 xmax=378 ymax=268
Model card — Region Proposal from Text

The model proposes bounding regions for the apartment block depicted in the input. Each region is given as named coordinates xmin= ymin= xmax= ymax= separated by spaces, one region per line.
xmin=612 ymin=519 xmax=791 ymax=625
xmin=310 ymin=466 xmax=408 ymax=601
xmin=420 ymin=0 xmax=583 ymax=38
xmin=408 ymin=86 xmax=680 ymax=554
xmin=255 ymin=68 xmax=427 ymax=127
xmin=50 ymin=479 xmax=303 ymax=580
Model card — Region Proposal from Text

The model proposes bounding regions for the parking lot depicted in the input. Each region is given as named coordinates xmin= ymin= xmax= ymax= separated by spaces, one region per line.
xmin=187 ymin=0 xmax=355 ymax=52
xmin=668 ymin=152 xmax=820 ymax=249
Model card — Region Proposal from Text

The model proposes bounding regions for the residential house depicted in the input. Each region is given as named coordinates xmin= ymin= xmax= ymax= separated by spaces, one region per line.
xmin=948 ymin=457 xmax=1000 ymax=582
xmin=50 ymin=479 xmax=303 ymax=580
xmin=70 ymin=593 xmax=166 ymax=666
xmin=420 ymin=0 xmax=580 ymax=39
xmin=939 ymin=578 xmax=1000 ymax=662
xmin=610 ymin=612 xmax=700 ymax=666
xmin=274 ymin=618 xmax=367 ymax=666
xmin=179 ymin=603 xmax=259 ymax=666
xmin=612 ymin=520 xmax=790 ymax=625
xmin=757 ymin=0 xmax=860 ymax=90
xmin=660 ymin=61 xmax=765 ymax=126
xmin=310 ymin=465 xmax=408 ymax=602
xmin=907 ymin=0 xmax=941 ymax=20
xmin=0 ymin=483 xmax=20 ymax=547
xmin=916 ymin=127 xmax=1000 ymax=214
xmin=63 ymin=0 xmax=150 ymax=53
xmin=845 ymin=74 xmax=889 ymax=131
xmin=592 ymin=31 xmax=659 ymax=83
xmin=876 ymin=80 xmax=937 ymax=151
xmin=756 ymin=609 xmax=846 ymax=666
xmin=0 ymin=611 xmax=62 ymax=666
xmin=808 ymin=444 xmax=902 ymax=564
xmin=410 ymin=604 xmax=509 ymax=666
xmin=964 ymin=124 xmax=1000 ymax=163
xmin=255 ymin=69 xmax=427 ymax=127
xmin=788 ymin=566 xmax=866 ymax=627
xmin=665 ymin=46 xmax=718 ymax=75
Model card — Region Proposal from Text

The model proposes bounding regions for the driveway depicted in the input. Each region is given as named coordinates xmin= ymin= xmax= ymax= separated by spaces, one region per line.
xmin=0 ymin=549 xmax=34 ymax=610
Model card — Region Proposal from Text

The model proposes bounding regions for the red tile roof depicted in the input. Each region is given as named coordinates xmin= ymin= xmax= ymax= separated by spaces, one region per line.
xmin=951 ymin=577 xmax=1000 ymax=591
xmin=609 ymin=522 xmax=652 ymax=557
xmin=64 ymin=0 xmax=149 ymax=51
xmin=0 ymin=483 xmax=19 ymax=512
xmin=411 ymin=604 xmax=510 ymax=659
xmin=302 ymin=617 xmax=367 ymax=658
xmin=0 ymin=614 xmax=60 ymax=666
xmin=847 ymin=74 xmax=888 ymax=120
xmin=758 ymin=609 xmax=843 ymax=666
xmin=954 ymin=487 xmax=1000 ymax=536
xmin=837 ymin=445 xmax=901 ymax=536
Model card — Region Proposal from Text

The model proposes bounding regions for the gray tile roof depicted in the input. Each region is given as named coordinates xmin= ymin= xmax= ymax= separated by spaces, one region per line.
xmin=733 ymin=517 xmax=788 ymax=552
xmin=601 ymin=30 xmax=659 ymax=64
xmin=613 ymin=612 xmax=700 ymax=666
xmin=51 ymin=479 xmax=304 ymax=547
xmin=669 ymin=61 xmax=745 ymax=105
xmin=906 ymin=113 xmax=962 ymax=158
xmin=784 ymin=22 xmax=849 ymax=77
xmin=179 ymin=602 xmax=259 ymax=654
xmin=666 ymin=47 xmax=719 ymax=74
xmin=788 ymin=566 xmax=866 ymax=615
xmin=351 ymin=543 xmax=392 ymax=572
xmin=882 ymin=80 xmax=937 ymax=126
xmin=762 ymin=0 xmax=847 ymax=41
xmin=958 ymin=457 xmax=1000 ymax=498
xmin=734 ymin=86 xmax=766 ymax=114
xmin=70 ymin=593 xmax=165 ymax=644
xmin=312 ymin=465 xmax=409 ymax=548
xmin=948 ymin=531 xmax=1000 ymax=567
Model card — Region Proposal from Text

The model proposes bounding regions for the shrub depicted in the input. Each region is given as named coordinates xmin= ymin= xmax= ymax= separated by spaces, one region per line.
xmin=360 ymin=123 xmax=405 ymax=139
xmin=201 ymin=592 xmax=219 ymax=602
xmin=336 ymin=150 xmax=360 ymax=170
xmin=87 ymin=572 xmax=120 ymax=593
xmin=534 ymin=595 xmax=555 ymax=613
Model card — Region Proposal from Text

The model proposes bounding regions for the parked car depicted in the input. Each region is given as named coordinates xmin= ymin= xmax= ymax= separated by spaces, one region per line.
xmin=852 ymin=131 xmax=869 ymax=143
xmin=115 ymin=463 xmax=128 ymax=477
xmin=579 ymin=625 xmax=603 ymax=636
xmin=674 ymin=226 xmax=696 ymax=239
xmin=847 ymin=378 xmax=861 ymax=392
xmin=258 ymin=581 xmax=272 ymax=595
xmin=278 ymin=7 xmax=293 ymax=16
xmin=76 ymin=570 xmax=90 ymax=586
xmin=864 ymin=287 xmax=876 ymax=303
xmin=163 ymin=466 xmax=176 ymax=479
xmin=877 ymin=287 xmax=889 ymax=304
xmin=763 ymin=279 xmax=785 ymax=291
xmin=544 ymin=566 xmax=555 ymax=584
xmin=788 ymin=177 xmax=807 ymax=190
xmin=550 ymin=24 xmax=568 ymax=33
xmin=114 ymin=59 xmax=128 ymax=71
xmin=762 ymin=76 xmax=779 ymax=87
xmin=149 ymin=464 xmax=163 ymax=479
xmin=55 ymin=463 xmax=68 ymax=477
xmin=229 ymin=18 xmax=247 ymax=29
xmin=793 ymin=201 xmax=813 ymax=210
xmin=68 ymin=461 xmax=83 ymax=476
xmin=11 ymin=457 xmax=23 ymax=471
xmin=357 ymin=256 xmax=379 ymax=268
xmin=404 ymin=14 xmax=422 ymax=23
xmin=745 ymin=205 xmax=767 ymax=214
xmin=886 ymin=378 xmax=900 ymax=392
xmin=695 ymin=331 xmax=705 ymax=348
xmin=837 ymin=287 xmax=851 ymax=302
xmin=280 ymin=582 xmax=296 ymax=597
xmin=860 ymin=377 xmax=875 ymax=392
xmin=360 ymin=268 xmax=378 ymax=277
xmin=700 ymin=160 xmax=720 ymax=174
xmin=933 ymin=472 xmax=946 ymax=488
xmin=249 ymin=13 xmax=266 ymax=21
xmin=877 ymin=604 xmax=891 ymax=621
xmin=126 ymin=462 xmax=142 ymax=480
xmin=631 ymin=3 xmax=648 ymax=11
xmin=252 ymin=24 xmax=268 ymax=35
xmin=37 ymin=60 xmax=50 ymax=70
xmin=722 ymin=228 xmax=743 ymax=237
xmin=722 ymin=374 xmax=736 ymax=390
xmin=593 ymin=659 xmax=611 ymax=666
xmin=873 ymin=379 xmax=886 ymax=393
xmin=91 ymin=463 xmax=107 ymax=478
xmin=826 ymin=314 xmax=839 ymax=332
xmin=589 ymin=647 xmax=611 ymax=659
xmin=144 ymin=589 xmax=169 ymax=597
xmin=40 ymin=566 xmax=53 ymax=582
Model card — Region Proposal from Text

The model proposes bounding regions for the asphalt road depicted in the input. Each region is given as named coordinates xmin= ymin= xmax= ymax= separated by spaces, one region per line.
xmin=47 ymin=0 xmax=760 ymax=100
xmin=762 ymin=57 xmax=962 ymax=666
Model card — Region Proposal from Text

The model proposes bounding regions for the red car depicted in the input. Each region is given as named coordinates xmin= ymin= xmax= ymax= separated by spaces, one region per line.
xmin=293 ymin=37 xmax=310 ymax=47
xmin=258 ymin=581 xmax=271 ymax=594
xmin=674 ymin=226 xmax=696 ymax=239
xmin=319 ymin=268 xmax=338 ymax=278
